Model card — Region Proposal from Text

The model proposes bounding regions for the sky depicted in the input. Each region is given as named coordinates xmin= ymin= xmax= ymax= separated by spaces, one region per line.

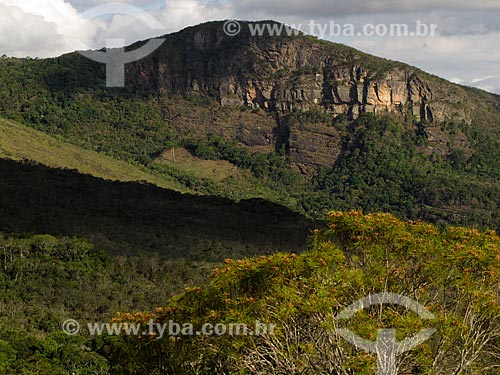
xmin=0 ymin=0 xmax=499 ymax=94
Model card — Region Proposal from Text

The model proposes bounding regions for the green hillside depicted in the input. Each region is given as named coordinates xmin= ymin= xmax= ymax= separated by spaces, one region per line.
xmin=0 ymin=117 xmax=187 ymax=192
xmin=1 ymin=23 xmax=500 ymax=229
xmin=0 ymin=116 xmax=301 ymax=210
xmin=1 ymin=213 xmax=498 ymax=374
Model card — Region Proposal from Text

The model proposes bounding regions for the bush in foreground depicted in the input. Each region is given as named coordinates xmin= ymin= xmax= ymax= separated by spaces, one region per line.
xmin=106 ymin=212 xmax=500 ymax=374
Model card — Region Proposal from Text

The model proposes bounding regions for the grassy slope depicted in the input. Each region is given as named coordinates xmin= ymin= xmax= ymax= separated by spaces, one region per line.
xmin=0 ymin=117 xmax=188 ymax=193
xmin=0 ymin=117 xmax=296 ymax=210
xmin=0 ymin=117 xmax=315 ymax=257
xmin=156 ymin=147 xmax=246 ymax=182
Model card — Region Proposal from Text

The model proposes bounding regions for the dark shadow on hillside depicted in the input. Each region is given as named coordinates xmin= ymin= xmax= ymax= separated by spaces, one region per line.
xmin=0 ymin=158 xmax=317 ymax=260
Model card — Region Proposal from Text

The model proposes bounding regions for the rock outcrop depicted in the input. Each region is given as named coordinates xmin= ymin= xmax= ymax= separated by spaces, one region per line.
xmin=127 ymin=21 xmax=475 ymax=166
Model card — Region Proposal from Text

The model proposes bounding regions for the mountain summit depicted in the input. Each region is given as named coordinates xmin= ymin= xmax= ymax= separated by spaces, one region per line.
xmin=122 ymin=20 xmax=500 ymax=165
xmin=132 ymin=20 xmax=469 ymax=122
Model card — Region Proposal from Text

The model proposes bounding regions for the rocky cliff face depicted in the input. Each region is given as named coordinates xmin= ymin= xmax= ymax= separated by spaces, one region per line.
xmin=219 ymin=66 xmax=444 ymax=123
xmin=127 ymin=21 xmax=478 ymax=166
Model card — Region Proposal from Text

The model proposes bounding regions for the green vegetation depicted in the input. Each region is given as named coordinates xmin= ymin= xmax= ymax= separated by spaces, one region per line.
xmin=0 ymin=164 xmax=306 ymax=374
xmin=0 ymin=117 xmax=300 ymax=209
xmin=182 ymin=135 xmax=303 ymax=193
xmin=308 ymin=114 xmax=500 ymax=228
xmin=2 ymin=213 xmax=498 ymax=374
xmin=0 ymin=118 xmax=188 ymax=192
xmin=22 ymin=212 xmax=493 ymax=374
xmin=0 ymin=233 xmax=199 ymax=374
xmin=156 ymin=147 xmax=244 ymax=182
xmin=0 ymin=21 xmax=500 ymax=374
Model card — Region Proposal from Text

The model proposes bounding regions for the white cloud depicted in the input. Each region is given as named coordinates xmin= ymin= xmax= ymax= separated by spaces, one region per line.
xmin=0 ymin=0 xmax=231 ymax=56
xmin=70 ymin=0 xmax=162 ymax=11
xmin=466 ymin=74 xmax=500 ymax=93
xmin=0 ymin=5 xmax=62 ymax=57
xmin=233 ymin=0 xmax=500 ymax=18
xmin=0 ymin=0 xmax=100 ymax=57
xmin=1 ymin=0 xmax=82 ymax=28
xmin=156 ymin=0 xmax=231 ymax=33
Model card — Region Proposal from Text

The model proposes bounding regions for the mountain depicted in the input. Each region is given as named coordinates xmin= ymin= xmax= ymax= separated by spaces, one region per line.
xmin=0 ymin=20 xmax=499 ymax=375
xmin=129 ymin=21 xmax=500 ymax=165
xmin=0 ymin=20 xmax=499 ymax=229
